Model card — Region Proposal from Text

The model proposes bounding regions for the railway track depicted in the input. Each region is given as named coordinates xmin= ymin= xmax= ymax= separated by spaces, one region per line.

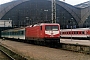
xmin=1 ymin=39 xmax=90 ymax=60
xmin=0 ymin=51 xmax=11 ymax=60
xmin=0 ymin=50 xmax=15 ymax=60
xmin=0 ymin=43 xmax=27 ymax=60
xmin=2 ymin=38 xmax=90 ymax=56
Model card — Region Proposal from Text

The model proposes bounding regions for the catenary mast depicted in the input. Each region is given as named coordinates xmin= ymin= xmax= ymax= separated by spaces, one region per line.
xmin=52 ymin=0 xmax=56 ymax=23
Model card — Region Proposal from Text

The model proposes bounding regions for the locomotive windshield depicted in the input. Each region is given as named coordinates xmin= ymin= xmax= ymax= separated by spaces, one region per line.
xmin=45 ymin=25 xmax=59 ymax=31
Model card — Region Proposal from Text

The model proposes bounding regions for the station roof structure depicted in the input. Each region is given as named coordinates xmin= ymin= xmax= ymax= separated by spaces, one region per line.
xmin=0 ymin=0 xmax=90 ymax=28
xmin=75 ymin=1 xmax=90 ymax=8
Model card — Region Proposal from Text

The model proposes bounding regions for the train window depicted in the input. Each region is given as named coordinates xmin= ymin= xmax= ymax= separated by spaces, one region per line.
xmin=40 ymin=26 xmax=42 ymax=30
xmin=45 ymin=26 xmax=51 ymax=31
xmin=62 ymin=32 xmax=64 ymax=34
xmin=1 ymin=32 xmax=3 ymax=35
xmin=12 ymin=32 xmax=14 ymax=35
xmin=69 ymin=32 xmax=70 ymax=34
xmin=82 ymin=31 xmax=84 ymax=34
xmin=77 ymin=32 xmax=78 ymax=34
xmin=17 ymin=31 xmax=19 ymax=35
xmin=79 ymin=31 xmax=81 ymax=34
xmin=8 ymin=32 xmax=9 ymax=35
xmin=70 ymin=32 xmax=73 ymax=34
xmin=76 ymin=32 xmax=78 ymax=34
xmin=9 ymin=32 xmax=11 ymax=35
xmin=52 ymin=26 xmax=58 ymax=31
xmin=65 ymin=32 xmax=67 ymax=34
xmin=73 ymin=32 xmax=74 ymax=34
xmin=22 ymin=31 xmax=24 ymax=35
xmin=65 ymin=32 xmax=66 ymax=34
xmin=64 ymin=32 xmax=66 ymax=34
xmin=20 ymin=31 xmax=24 ymax=35
xmin=74 ymin=31 xmax=76 ymax=34
xmin=45 ymin=25 xmax=58 ymax=31
xmin=67 ymin=32 xmax=68 ymax=34
xmin=72 ymin=32 xmax=73 ymax=34
xmin=10 ymin=32 xmax=12 ymax=35
xmin=75 ymin=31 xmax=78 ymax=34
xmin=68 ymin=32 xmax=69 ymax=34
xmin=14 ymin=32 xmax=15 ymax=35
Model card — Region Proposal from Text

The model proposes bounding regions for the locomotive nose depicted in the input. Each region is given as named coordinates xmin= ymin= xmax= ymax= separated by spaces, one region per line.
xmin=51 ymin=31 xmax=53 ymax=35
xmin=51 ymin=31 xmax=54 ymax=37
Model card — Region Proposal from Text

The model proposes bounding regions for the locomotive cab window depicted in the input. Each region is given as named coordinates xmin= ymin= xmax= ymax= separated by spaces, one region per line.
xmin=45 ymin=26 xmax=51 ymax=31
xmin=45 ymin=25 xmax=58 ymax=31
xmin=52 ymin=26 xmax=58 ymax=31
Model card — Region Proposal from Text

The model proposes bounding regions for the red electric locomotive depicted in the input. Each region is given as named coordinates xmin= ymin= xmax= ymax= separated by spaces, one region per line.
xmin=25 ymin=23 xmax=60 ymax=43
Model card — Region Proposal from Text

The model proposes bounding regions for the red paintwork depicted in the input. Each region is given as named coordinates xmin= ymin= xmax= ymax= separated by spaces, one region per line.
xmin=44 ymin=32 xmax=60 ymax=38
xmin=25 ymin=23 xmax=60 ymax=41
xmin=25 ymin=25 xmax=44 ymax=39
xmin=87 ymin=30 xmax=90 ymax=35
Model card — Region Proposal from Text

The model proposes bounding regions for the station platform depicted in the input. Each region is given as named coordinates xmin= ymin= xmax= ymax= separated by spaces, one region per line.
xmin=60 ymin=38 xmax=90 ymax=46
